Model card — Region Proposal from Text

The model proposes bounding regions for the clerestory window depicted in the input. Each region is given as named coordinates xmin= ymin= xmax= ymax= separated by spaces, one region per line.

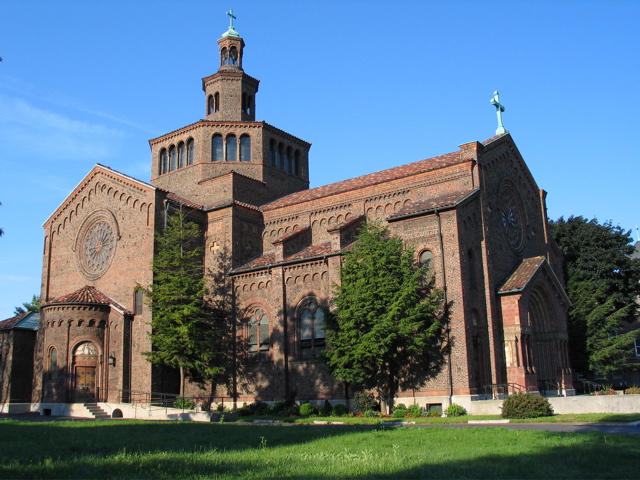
xmin=212 ymin=134 xmax=224 ymax=161
xmin=178 ymin=142 xmax=186 ymax=169
xmin=187 ymin=138 xmax=194 ymax=165
xmin=226 ymin=134 xmax=237 ymax=161
xmin=160 ymin=148 xmax=168 ymax=175
xmin=169 ymin=145 xmax=177 ymax=171
xmin=240 ymin=135 xmax=251 ymax=161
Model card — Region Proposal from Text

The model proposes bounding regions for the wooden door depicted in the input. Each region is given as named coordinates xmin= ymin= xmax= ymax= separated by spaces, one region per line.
xmin=74 ymin=366 xmax=96 ymax=402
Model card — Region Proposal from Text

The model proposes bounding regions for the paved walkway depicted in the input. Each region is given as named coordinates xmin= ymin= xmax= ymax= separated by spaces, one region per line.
xmin=2 ymin=412 xmax=640 ymax=435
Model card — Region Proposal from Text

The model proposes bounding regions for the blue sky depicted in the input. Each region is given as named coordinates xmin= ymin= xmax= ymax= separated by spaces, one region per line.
xmin=1 ymin=0 xmax=638 ymax=319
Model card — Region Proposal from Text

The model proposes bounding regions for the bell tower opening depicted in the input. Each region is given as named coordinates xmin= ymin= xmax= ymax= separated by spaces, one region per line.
xmin=203 ymin=10 xmax=259 ymax=122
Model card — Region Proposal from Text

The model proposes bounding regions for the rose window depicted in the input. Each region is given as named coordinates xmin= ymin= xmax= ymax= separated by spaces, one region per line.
xmin=498 ymin=184 xmax=525 ymax=253
xmin=76 ymin=211 xmax=118 ymax=280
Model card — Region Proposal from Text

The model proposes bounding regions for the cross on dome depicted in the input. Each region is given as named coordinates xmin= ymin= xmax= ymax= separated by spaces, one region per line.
xmin=222 ymin=9 xmax=240 ymax=38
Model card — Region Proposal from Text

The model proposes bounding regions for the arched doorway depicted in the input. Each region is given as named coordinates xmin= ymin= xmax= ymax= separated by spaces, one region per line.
xmin=72 ymin=341 xmax=100 ymax=402
xmin=529 ymin=286 xmax=560 ymax=391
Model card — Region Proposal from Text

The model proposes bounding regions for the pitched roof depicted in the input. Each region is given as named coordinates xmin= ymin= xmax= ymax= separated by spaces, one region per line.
xmin=498 ymin=256 xmax=571 ymax=306
xmin=388 ymin=189 xmax=479 ymax=221
xmin=0 ymin=311 xmax=39 ymax=331
xmin=498 ymin=257 xmax=547 ymax=293
xmin=45 ymin=286 xmax=133 ymax=316
xmin=233 ymin=242 xmax=334 ymax=273
xmin=262 ymin=151 xmax=464 ymax=212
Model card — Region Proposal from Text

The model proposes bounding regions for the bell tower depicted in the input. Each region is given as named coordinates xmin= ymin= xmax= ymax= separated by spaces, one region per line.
xmin=203 ymin=10 xmax=259 ymax=122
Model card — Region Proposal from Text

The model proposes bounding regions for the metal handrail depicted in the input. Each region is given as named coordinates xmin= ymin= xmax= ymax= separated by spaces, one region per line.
xmin=104 ymin=388 xmax=234 ymax=412
xmin=483 ymin=383 xmax=531 ymax=399
xmin=580 ymin=380 xmax=603 ymax=395
xmin=538 ymin=379 xmax=561 ymax=396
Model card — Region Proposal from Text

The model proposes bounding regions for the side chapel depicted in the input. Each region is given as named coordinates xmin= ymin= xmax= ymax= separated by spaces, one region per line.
xmin=34 ymin=15 xmax=574 ymax=411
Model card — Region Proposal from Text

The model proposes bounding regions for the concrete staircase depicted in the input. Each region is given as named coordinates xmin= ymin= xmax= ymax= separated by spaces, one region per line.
xmin=84 ymin=403 xmax=111 ymax=420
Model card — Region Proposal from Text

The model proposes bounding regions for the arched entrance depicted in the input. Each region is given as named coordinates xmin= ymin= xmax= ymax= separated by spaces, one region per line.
xmin=528 ymin=285 xmax=570 ymax=393
xmin=72 ymin=341 xmax=100 ymax=402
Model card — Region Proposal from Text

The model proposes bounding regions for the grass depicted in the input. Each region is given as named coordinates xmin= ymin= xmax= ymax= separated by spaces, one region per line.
xmin=0 ymin=419 xmax=638 ymax=479
xmin=238 ymin=412 xmax=640 ymax=425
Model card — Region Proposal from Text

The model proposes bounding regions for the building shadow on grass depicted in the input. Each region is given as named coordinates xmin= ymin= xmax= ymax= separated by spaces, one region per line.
xmin=0 ymin=423 xmax=638 ymax=479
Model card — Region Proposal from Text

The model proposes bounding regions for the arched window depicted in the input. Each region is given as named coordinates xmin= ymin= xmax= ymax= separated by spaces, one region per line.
xmin=241 ymin=93 xmax=248 ymax=114
xmin=419 ymin=250 xmax=435 ymax=284
xmin=221 ymin=47 xmax=229 ymax=66
xmin=226 ymin=134 xmax=237 ymax=161
xmin=187 ymin=138 xmax=194 ymax=165
xmin=248 ymin=308 xmax=269 ymax=361
xmin=298 ymin=298 xmax=326 ymax=359
xmin=240 ymin=135 xmax=251 ymax=161
xmin=276 ymin=144 xmax=283 ymax=169
xmin=229 ymin=46 xmax=239 ymax=65
xmin=269 ymin=140 xmax=276 ymax=167
xmin=214 ymin=92 xmax=220 ymax=112
xmin=49 ymin=347 xmax=58 ymax=380
xmin=134 ymin=289 xmax=144 ymax=315
xmin=247 ymin=95 xmax=252 ymax=115
xmin=212 ymin=134 xmax=223 ymax=161
xmin=207 ymin=95 xmax=214 ymax=115
xmin=285 ymin=147 xmax=292 ymax=173
xmin=169 ymin=145 xmax=177 ymax=171
xmin=178 ymin=142 xmax=186 ymax=169
xmin=293 ymin=150 xmax=300 ymax=176
xmin=160 ymin=148 xmax=168 ymax=175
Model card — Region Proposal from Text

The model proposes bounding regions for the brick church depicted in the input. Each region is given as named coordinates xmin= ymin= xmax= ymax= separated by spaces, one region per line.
xmin=31 ymin=16 xmax=574 ymax=412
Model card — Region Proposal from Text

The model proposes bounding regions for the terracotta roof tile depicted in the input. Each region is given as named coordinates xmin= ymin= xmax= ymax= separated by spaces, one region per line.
xmin=498 ymin=257 xmax=546 ymax=293
xmin=233 ymin=242 xmax=333 ymax=273
xmin=46 ymin=286 xmax=133 ymax=315
xmin=272 ymin=226 xmax=308 ymax=245
xmin=165 ymin=192 xmax=204 ymax=210
xmin=262 ymin=151 xmax=463 ymax=211
xmin=203 ymin=198 xmax=260 ymax=212
xmin=388 ymin=189 xmax=479 ymax=220
xmin=0 ymin=311 xmax=30 ymax=330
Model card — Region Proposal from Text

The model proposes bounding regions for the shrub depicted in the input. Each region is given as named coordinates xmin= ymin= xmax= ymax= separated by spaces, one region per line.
xmin=269 ymin=400 xmax=290 ymax=415
xmin=501 ymin=392 xmax=554 ymax=419
xmin=393 ymin=403 xmax=407 ymax=411
xmin=237 ymin=401 xmax=270 ymax=416
xmin=299 ymin=403 xmax=317 ymax=416
xmin=445 ymin=403 xmax=466 ymax=417
xmin=363 ymin=409 xmax=379 ymax=418
xmin=173 ymin=396 xmax=195 ymax=410
xmin=354 ymin=392 xmax=379 ymax=412
xmin=392 ymin=408 xmax=408 ymax=418
xmin=332 ymin=404 xmax=349 ymax=416
xmin=407 ymin=404 xmax=423 ymax=417
xmin=285 ymin=404 xmax=300 ymax=416
xmin=321 ymin=400 xmax=333 ymax=416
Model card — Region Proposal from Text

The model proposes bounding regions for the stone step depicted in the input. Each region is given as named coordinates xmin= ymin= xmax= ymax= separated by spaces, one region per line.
xmin=84 ymin=403 xmax=111 ymax=419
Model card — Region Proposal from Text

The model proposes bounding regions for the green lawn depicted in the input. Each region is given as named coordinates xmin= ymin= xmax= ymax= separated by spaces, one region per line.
xmin=244 ymin=412 xmax=640 ymax=424
xmin=0 ymin=419 xmax=638 ymax=479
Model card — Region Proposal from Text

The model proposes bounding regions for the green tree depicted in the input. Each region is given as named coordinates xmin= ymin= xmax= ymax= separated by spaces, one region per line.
xmin=323 ymin=222 xmax=445 ymax=413
xmin=14 ymin=294 xmax=40 ymax=315
xmin=143 ymin=210 xmax=225 ymax=396
xmin=549 ymin=216 xmax=640 ymax=377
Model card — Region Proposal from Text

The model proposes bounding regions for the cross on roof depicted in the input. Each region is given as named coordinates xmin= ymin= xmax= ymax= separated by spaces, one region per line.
xmin=490 ymin=91 xmax=506 ymax=135
xmin=227 ymin=9 xmax=236 ymax=28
